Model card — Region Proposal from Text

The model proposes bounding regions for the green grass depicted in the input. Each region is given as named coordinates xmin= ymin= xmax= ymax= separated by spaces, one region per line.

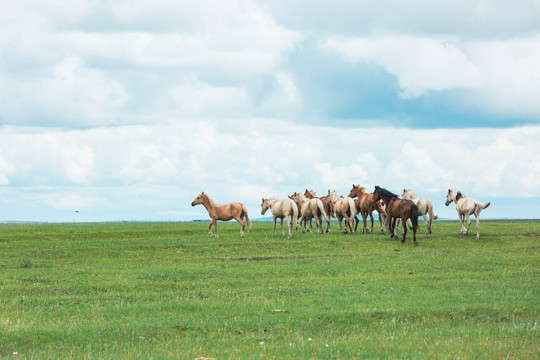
xmin=0 ymin=220 xmax=538 ymax=359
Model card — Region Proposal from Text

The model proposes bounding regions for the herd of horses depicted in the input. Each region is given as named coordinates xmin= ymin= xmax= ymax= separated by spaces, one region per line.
xmin=191 ymin=185 xmax=491 ymax=246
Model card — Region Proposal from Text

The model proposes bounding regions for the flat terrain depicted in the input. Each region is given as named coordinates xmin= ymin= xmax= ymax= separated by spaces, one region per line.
xmin=0 ymin=220 xmax=538 ymax=359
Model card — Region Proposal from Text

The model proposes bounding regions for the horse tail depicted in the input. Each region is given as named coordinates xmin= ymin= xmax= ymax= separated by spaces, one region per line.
xmin=482 ymin=202 xmax=491 ymax=210
xmin=291 ymin=200 xmax=299 ymax=228
xmin=348 ymin=197 xmax=357 ymax=219
xmin=242 ymin=204 xmax=252 ymax=229
xmin=410 ymin=203 xmax=419 ymax=234
xmin=428 ymin=202 xmax=438 ymax=220
xmin=317 ymin=199 xmax=329 ymax=223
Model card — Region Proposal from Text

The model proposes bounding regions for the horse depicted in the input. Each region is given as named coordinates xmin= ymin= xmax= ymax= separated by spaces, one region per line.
xmin=304 ymin=189 xmax=333 ymax=233
xmin=191 ymin=192 xmax=251 ymax=237
xmin=261 ymin=197 xmax=299 ymax=238
xmin=288 ymin=194 xmax=304 ymax=231
xmin=290 ymin=192 xmax=329 ymax=234
xmin=373 ymin=186 xmax=419 ymax=245
xmin=401 ymin=188 xmax=438 ymax=234
xmin=326 ymin=190 xmax=357 ymax=234
xmin=348 ymin=184 xmax=387 ymax=234
xmin=445 ymin=189 xmax=490 ymax=240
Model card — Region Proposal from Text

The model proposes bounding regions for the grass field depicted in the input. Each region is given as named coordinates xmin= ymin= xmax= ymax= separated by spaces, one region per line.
xmin=0 ymin=220 xmax=538 ymax=359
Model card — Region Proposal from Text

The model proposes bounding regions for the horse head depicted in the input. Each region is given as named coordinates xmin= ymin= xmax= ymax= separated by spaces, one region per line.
xmin=191 ymin=192 xmax=205 ymax=207
xmin=445 ymin=189 xmax=456 ymax=206
xmin=261 ymin=198 xmax=270 ymax=215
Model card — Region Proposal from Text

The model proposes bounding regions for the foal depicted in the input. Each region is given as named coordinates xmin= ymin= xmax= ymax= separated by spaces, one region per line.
xmin=191 ymin=192 xmax=251 ymax=237
xmin=373 ymin=186 xmax=419 ymax=245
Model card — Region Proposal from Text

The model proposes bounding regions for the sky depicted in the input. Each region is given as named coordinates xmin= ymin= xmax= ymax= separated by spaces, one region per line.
xmin=1 ymin=0 xmax=539 ymax=222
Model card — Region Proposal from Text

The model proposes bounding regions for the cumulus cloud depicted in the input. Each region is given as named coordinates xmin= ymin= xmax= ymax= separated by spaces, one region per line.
xmin=1 ymin=122 xmax=539 ymax=221
xmin=321 ymin=34 xmax=540 ymax=117
xmin=321 ymin=36 xmax=483 ymax=98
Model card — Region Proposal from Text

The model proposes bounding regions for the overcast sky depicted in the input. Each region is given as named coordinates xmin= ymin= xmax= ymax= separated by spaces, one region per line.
xmin=1 ymin=0 xmax=539 ymax=222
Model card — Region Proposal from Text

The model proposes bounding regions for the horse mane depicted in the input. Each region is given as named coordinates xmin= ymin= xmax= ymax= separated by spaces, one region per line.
xmin=375 ymin=186 xmax=398 ymax=200
xmin=455 ymin=191 xmax=465 ymax=201
xmin=203 ymin=193 xmax=222 ymax=208
xmin=404 ymin=188 xmax=417 ymax=199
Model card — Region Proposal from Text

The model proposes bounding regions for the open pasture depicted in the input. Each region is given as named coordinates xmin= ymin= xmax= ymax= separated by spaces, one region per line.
xmin=1 ymin=220 xmax=538 ymax=359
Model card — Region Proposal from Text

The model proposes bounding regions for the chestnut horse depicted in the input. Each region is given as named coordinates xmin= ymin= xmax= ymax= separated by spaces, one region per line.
xmin=401 ymin=188 xmax=438 ymax=234
xmin=304 ymin=189 xmax=333 ymax=233
xmin=348 ymin=184 xmax=387 ymax=234
xmin=326 ymin=190 xmax=357 ymax=234
xmin=290 ymin=192 xmax=329 ymax=234
xmin=373 ymin=186 xmax=419 ymax=245
xmin=191 ymin=192 xmax=251 ymax=237
xmin=445 ymin=189 xmax=490 ymax=240
xmin=261 ymin=197 xmax=298 ymax=238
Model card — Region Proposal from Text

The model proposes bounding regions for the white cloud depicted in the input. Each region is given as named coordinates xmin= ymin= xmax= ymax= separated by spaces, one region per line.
xmin=168 ymin=76 xmax=249 ymax=116
xmin=321 ymin=34 xmax=540 ymax=116
xmin=1 ymin=122 xmax=538 ymax=221
xmin=321 ymin=36 xmax=483 ymax=98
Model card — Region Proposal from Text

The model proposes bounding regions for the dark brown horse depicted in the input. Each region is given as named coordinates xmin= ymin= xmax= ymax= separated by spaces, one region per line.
xmin=372 ymin=186 xmax=419 ymax=245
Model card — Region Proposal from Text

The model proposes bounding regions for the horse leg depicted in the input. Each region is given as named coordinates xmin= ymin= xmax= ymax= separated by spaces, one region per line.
xmin=208 ymin=220 xmax=214 ymax=237
xmin=459 ymin=213 xmax=466 ymax=234
xmin=280 ymin=218 xmax=285 ymax=237
xmin=369 ymin=212 xmax=374 ymax=234
xmin=465 ymin=214 xmax=471 ymax=235
xmin=422 ymin=214 xmax=430 ymax=234
xmin=234 ymin=216 xmax=245 ymax=237
xmin=338 ymin=215 xmax=345 ymax=234
xmin=354 ymin=216 xmax=359 ymax=233
xmin=379 ymin=212 xmax=386 ymax=233
xmin=362 ymin=212 xmax=369 ymax=233
xmin=273 ymin=216 xmax=277 ymax=236
xmin=475 ymin=214 xmax=480 ymax=240
xmin=286 ymin=216 xmax=292 ymax=238
xmin=214 ymin=220 xmax=219 ymax=238
xmin=401 ymin=216 xmax=407 ymax=243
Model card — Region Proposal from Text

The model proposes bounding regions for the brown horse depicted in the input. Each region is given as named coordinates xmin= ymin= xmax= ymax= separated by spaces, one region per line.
xmin=304 ymin=189 xmax=333 ymax=233
xmin=191 ymin=192 xmax=251 ymax=237
xmin=372 ymin=186 xmax=418 ymax=245
xmin=348 ymin=184 xmax=387 ymax=234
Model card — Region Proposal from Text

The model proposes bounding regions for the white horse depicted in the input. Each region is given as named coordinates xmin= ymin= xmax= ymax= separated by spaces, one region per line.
xmin=261 ymin=197 xmax=299 ymax=238
xmin=326 ymin=190 xmax=357 ymax=234
xmin=290 ymin=192 xmax=329 ymax=234
xmin=401 ymin=188 xmax=438 ymax=234
xmin=445 ymin=189 xmax=490 ymax=240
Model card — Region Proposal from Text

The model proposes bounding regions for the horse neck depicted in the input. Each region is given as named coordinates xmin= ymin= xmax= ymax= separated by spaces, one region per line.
xmin=201 ymin=195 xmax=220 ymax=211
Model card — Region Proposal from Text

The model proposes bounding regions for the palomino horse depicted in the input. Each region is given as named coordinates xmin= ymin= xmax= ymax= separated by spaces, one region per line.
xmin=261 ymin=197 xmax=299 ymax=238
xmin=290 ymin=192 xmax=329 ymax=234
xmin=304 ymin=189 xmax=333 ymax=233
xmin=401 ymin=188 xmax=438 ymax=234
xmin=348 ymin=184 xmax=387 ymax=234
xmin=445 ymin=189 xmax=490 ymax=240
xmin=191 ymin=192 xmax=251 ymax=237
xmin=373 ymin=186 xmax=419 ymax=245
xmin=326 ymin=190 xmax=357 ymax=234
